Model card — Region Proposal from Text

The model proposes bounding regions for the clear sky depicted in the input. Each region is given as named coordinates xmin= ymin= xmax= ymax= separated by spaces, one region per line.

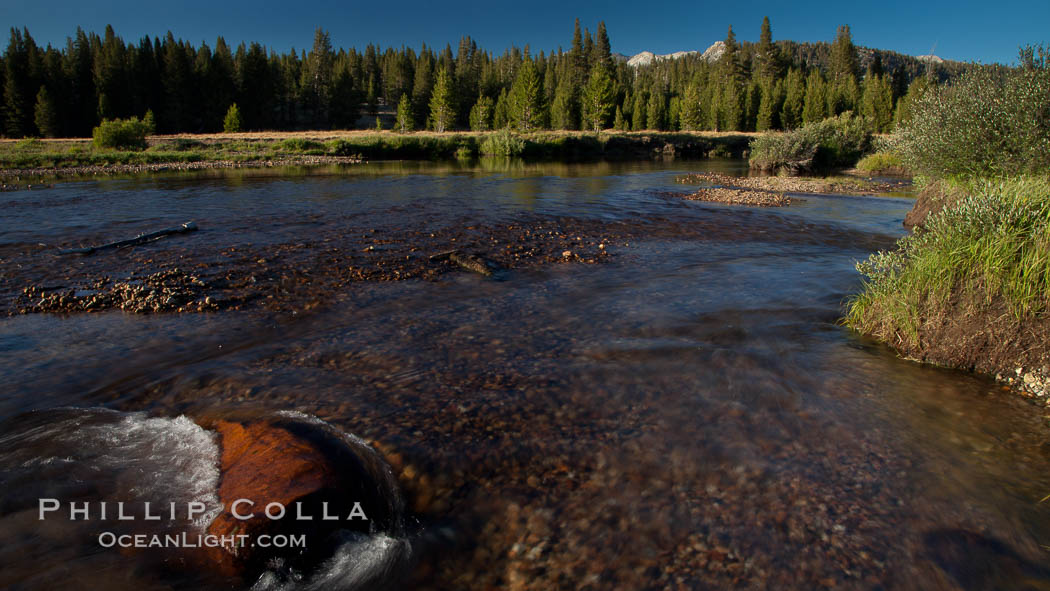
xmin=2 ymin=0 xmax=1046 ymax=65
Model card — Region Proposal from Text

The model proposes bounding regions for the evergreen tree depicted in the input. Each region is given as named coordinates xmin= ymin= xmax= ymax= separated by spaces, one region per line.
xmin=631 ymin=89 xmax=647 ymax=130
xmin=680 ymin=79 xmax=702 ymax=130
xmin=721 ymin=82 xmax=743 ymax=131
xmin=613 ymin=104 xmax=624 ymax=130
xmin=509 ymin=57 xmax=543 ymax=131
xmin=493 ymin=87 xmax=511 ymax=129
xmin=468 ymin=93 xmax=493 ymax=130
xmin=581 ymin=63 xmax=614 ymax=131
xmin=571 ymin=19 xmax=585 ymax=86
xmin=646 ymin=86 xmax=666 ymax=130
xmin=744 ymin=80 xmax=761 ymax=131
xmin=595 ymin=21 xmax=612 ymax=68
xmin=893 ymin=75 xmax=929 ymax=127
xmin=161 ymin=33 xmax=193 ymax=132
xmin=550 ymin=76 xmax=577 ymax=130
xmin=781 ymin=68 xmax=805 ymax=129
xmin=756 ymin=79 xmax=784 ymax=131
xmin=4 ymin=28 xmax=35 ymax=137
xmin=754 ymin=16 xmax=780 ymax=80
xmin=829 ymin=25 xmax=859 ymax=84
xmin=303 ymin=28 xmax=335 ymax=126
xmin=223 ymin=102 xmax=242 ymax=132
xmin=668 ymin=96 xmax=682 ymax=131
xmin=395 ymin=91 xmax=413 ymax=132
xmin=330 ymin=62 xmax=359 ymax=129
xmin=33 ymin=86 xmax=59 ymax=137
xmin=411 ymin=53 xmax=434 ymax=126
xmin=428 ymin=67 xmax=455 ymax=131
xmin=95 ymin=25 xmax=130 ymax=120
xmin=860 ymin=74 xmax=893 ymax=132
xmin=802 ymin=70 xmax=828 ymax=125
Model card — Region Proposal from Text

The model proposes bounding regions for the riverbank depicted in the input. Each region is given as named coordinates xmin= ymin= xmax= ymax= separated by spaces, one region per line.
xmin=0 ymin=130 xmax=755 ymax=181
xmin=847 ymin=176 xmax=1050 ymax=408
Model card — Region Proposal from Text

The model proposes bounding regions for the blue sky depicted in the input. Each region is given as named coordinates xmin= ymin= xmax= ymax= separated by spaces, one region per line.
xmin=2 ymin=0 xmax=1046 ymax=65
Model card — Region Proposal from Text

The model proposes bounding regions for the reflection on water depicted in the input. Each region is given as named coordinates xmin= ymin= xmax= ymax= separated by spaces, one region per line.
xmin=2 ymin=160 xmax=1049 ymax=589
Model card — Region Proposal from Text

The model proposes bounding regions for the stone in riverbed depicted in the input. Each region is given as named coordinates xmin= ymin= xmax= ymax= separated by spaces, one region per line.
xmin=192 ymin=412 xmax=405 ymax=580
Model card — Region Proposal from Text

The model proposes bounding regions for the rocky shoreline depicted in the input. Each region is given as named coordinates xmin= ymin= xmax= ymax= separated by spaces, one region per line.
xmin=676 ymin=172 xmax=911 ymax=197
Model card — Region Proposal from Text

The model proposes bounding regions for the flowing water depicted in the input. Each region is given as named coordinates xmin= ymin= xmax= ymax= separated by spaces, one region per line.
xmin=1 ymin=160 xmax=1049 ymax=590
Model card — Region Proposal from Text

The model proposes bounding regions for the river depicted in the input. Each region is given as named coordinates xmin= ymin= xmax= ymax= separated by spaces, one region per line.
xmin=1 ymin=160 xmax=1048 ymax=590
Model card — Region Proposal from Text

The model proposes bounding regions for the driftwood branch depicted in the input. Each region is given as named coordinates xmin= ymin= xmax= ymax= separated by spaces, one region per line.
xmin=58 ymin=222 xmax=199 ymax=255
xmin=429 ymin=249 xmax=501 ymax=276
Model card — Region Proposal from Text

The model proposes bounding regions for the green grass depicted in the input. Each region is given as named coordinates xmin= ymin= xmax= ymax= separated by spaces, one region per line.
xmin=855 ymin=151 xmax=905 ymax=174
xmin=845 ymin=175 xmax=1050 ymax=347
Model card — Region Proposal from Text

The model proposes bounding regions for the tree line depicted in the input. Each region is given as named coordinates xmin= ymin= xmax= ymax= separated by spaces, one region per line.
xmin=2 ymin=18 xmax=961 ymax=138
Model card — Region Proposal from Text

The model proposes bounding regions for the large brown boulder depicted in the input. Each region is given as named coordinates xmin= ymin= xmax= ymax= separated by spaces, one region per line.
xmin=193 ymin=411 xmax=405 ymax=581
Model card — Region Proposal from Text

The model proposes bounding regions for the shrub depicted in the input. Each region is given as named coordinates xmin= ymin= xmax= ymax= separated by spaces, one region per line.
xmin=893 ymin=52 xmax=1050 ymax=178
xmin=749 ymin=112 xmax=873 ymax=174
xmin=479 ymin=130 xmax=525 ymax=157
xmin=855 ymin=151 xmax=905 ymax=174
xmin=92 ymin=117 xmax=150 ymax=150
xmin=281 ymin=138 xmax=324 ymax=152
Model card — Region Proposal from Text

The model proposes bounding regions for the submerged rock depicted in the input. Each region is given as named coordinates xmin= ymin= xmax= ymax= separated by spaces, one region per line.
xmin=193 ymin=411 xmax=406 ymax=582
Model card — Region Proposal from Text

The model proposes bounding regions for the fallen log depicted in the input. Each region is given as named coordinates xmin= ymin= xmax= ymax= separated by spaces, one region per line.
xmin=449 ymin=252 xmax=500 ymax=277
xmin=429 ymin=249 xmax=501 ymax=276
xmin=58 ymin=221 xmax=198 ymax=255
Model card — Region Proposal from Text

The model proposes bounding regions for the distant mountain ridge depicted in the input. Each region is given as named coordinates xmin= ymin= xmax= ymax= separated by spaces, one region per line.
xmin=621 ymin=39 xmax=964 ymax=80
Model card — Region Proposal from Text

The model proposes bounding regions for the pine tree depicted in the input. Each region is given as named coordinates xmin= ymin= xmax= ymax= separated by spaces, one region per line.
xmin=468 ymin=93 xmax=493 ymax=130
xmin=721 ymin=82 xmax=743 ymax=131
xmin=493 ymin=87 xmax=511 ymax=129
xmin=613 ymin=104 xmax=624 ymax=130
xmin=571 ymin=19 xmax=585 ymax=86
xmin=33 ymin=86 xmax=59 ymax=137
xmin=860 ymin=74 xmax=893 ymax=132
xmin=680 ymin=79 xmax=702 ymax=130
xmin=745 ymin=80 xmax=762 ymax=131
xmin=632 ymin=90 xmax=647 ymax=130
xmin=303 ymin=28 xmax=335 ymax=126
xmin=581 ymin=63 xmax=614 ymax=131
xmin=411 ymin=53 xmax=434 ymax=126
xmin=893 ymin=75 xmax=929 ymax=127
xmin=646 ymin=86 xmax=666 ymax=130
xmin=509 ymin=58 xmax=543 ymax=131
xmin=4 ymin=28 xmax=35 ymax=137
xmin=550 ymin=76 xmax=577 ymax=130
xmin=428 ymin=67 xmax=455 ymax=132
xmin=829 ymin=25 xmax=859 ymax=84
xmin=396 ymin=92 xmax=413 ymax=132
xmin=668 ymin=96 xmax=682 ymax=130
xmin=595 ymin=22 xmax=612 ymax=68
xmin=802 ymin=70 xmax=828 ymax=125
xmin=781 ymin=68 xmax=805 ymax=129
xmin=330 ymin=63 xmax=359 ymax=129
xmin=754 ymin=16 xmax=780 ymax=81
xmin=756 ymin=79 xmax=785 ymax=131
xmin=223 ymin=102 xmax=242 ymax=132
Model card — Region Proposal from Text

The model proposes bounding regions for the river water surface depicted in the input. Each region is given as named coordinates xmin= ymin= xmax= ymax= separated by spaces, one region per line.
xmin=2 ymin=160 xmax=1049 ymax=590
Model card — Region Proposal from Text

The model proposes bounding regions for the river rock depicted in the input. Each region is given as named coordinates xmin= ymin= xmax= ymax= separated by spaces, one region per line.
xmin=193 ymin=412 xmax=405 ymax=579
